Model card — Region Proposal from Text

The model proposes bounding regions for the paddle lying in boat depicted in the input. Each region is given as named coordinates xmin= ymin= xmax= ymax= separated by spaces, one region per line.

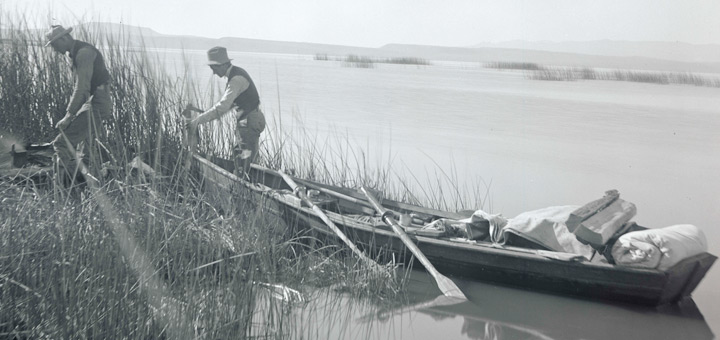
xmin=296 ymin=178 xmax=374 ymax=210
xmin=277 ymin=169 xmax=387 ymax=273
xmin=361 ymin=186 xmax=468 ymax=301
xmin=191 ymin=155 xmax=715 ymax=305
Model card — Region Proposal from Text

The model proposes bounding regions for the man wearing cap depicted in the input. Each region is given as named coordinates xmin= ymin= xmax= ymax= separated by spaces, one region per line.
xmin=45 ymin=25 xmax=112 ymax=183
xmin=187 ymin=46 xmax=265 ymax=178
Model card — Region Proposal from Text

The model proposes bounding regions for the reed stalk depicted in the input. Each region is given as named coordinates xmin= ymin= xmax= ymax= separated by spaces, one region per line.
xmin=1 ymin=10 xmax=423 ymax=338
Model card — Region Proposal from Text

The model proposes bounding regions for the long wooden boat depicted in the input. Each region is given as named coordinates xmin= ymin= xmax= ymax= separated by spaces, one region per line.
xmin=192 ymin=154 xmax=716 ymax=306
xmin=4 ymin=143 xmax=713 ymax=306
xmin=3 ymin=150 xmax=715 ymax=306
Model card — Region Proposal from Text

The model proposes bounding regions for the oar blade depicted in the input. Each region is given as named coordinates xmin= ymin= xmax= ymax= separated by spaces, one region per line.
xmin=360 ymin=186 xmax=468 ymax=301
xmin=436 ymin=275 xmax=468 ymax=300
xmin=278 ymin=170 xmax=386 ymax=273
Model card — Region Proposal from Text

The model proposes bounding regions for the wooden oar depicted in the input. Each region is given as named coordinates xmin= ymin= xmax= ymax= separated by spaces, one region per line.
xmin=360 ymin=187 xmax=467 ymax=300
xmin=295 ymin=178 xmax=374 ymax=209
xmin=277 ymin=170 xmax=383 ymax=270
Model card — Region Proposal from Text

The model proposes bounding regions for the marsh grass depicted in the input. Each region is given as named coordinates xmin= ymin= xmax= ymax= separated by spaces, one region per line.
xmin=251 ymin=117 xmax=490 ymax=213
xmin=343 ymin=55 xmax=375 ymax=69
xmin=384 ymin=57 xmax=430 ymax=66
xmin=485 ymin=62 xmax=543 ymax=71
xmin=313 ymin=54 xmax=430 ymax=68
xmin=527 ymin=66 xmax=720 ymax=87
xmin=0 ymin=175 xmax=410 ymax=338
xmin=0 ymin=11 xmax=458 ymax=339
xmin=314 ymin=53 xmax=330 ymax=61
xmin=486 ymin=61 xmax=720 ymax=87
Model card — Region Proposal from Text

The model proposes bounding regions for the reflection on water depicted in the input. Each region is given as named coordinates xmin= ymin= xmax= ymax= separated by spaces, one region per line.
xmin=343 ymin=270 xmax=714 ymax=340
xmin=256 ymin=270 xmax=713 ymax=340
xmin=363 ymin=295 xmax=555 ymax=340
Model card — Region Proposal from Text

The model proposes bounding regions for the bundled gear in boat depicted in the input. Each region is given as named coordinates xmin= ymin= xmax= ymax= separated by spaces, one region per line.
xmin=610 ymin=224 xmax=708 ymax=270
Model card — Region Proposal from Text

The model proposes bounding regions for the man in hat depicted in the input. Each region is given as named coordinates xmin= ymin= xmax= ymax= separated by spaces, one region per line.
xmin=187 ymin=46 xmax=265 ymax=178
xmin=46 ymin=24 xmax=112 ymax=184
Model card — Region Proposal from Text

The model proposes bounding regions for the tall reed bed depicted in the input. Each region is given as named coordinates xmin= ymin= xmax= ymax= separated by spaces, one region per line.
xmin=343 ymin=55 xmax=375 ymax=68
xmin=314 ymin=54 xmax=430 ymax=68
xmin=485 ymin=61 xmax=720 ymax=87
xmin=485 ymin=62 xmax=543 ymax=71
xmin=256 ymin=115 xmax=490 ymax=213
xmin=528 ymin=66 xmax=720 ymax=87
xmin=1 ymin=176 xmax=401 ymax=338
xmin=1 ymin=12 xmax=408 ymax=339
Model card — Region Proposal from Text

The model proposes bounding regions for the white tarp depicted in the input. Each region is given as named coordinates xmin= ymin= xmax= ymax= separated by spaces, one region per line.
xmin=610 ymin=224 xmax=707 ymax=270
xmin=492 ymin=205 xmax=595 ymax=260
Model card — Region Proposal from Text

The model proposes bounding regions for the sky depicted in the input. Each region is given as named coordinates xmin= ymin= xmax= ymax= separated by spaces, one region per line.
xmin=3 ymin=0 xmax=720 ymax=48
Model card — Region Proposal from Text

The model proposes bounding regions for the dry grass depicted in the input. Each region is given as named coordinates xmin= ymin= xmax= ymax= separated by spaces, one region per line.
xmin=1 ymin=12 xmax=410 ymax=339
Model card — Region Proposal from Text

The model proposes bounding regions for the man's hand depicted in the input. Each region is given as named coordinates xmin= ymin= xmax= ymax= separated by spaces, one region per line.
xmin=184 ymin=117 xmax=200 ymax=149
xmin=187 ymin=117 xmax=200 ymax=132
xmin=55 ymin=114 xmax=73 ymax=130
xmin=182 ymin=103 xmax=203 ymax=119
xmin=186 ymin=103 xmax=203 ymax=113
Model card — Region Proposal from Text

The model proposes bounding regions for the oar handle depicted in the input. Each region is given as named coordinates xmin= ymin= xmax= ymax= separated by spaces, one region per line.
xmin=361 ymin=187 xmax=437 ymax=272
xmin=361 ymin=187 xmax=467 ymax=300
xmin=278 ymin=170 xmax=378 ymax=268
xmin=295 ymin=178 xmax=375 ymax=209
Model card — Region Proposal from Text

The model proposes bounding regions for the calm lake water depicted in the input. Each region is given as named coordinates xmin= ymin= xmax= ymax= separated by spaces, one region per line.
xmin=158 ymin=49 xmax=719 ymax=338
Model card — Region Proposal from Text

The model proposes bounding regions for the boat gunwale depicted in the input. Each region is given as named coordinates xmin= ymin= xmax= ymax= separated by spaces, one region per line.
xmin=194 ymin=153 xmax=716 ymax=305
xmin=280 ymin=197 xmax=706 ymax=276
xmin=194 ymin=155 xmax=714 ymax=276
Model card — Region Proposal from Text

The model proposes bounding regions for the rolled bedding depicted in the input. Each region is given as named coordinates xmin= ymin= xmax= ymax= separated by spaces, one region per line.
xmin=611 ymin=224 xmax=707 ymax=270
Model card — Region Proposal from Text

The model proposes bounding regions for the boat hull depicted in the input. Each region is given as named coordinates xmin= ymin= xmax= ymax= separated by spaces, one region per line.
xmin=281 ymin=203 xmax=715 ymax=305
xmin=193 ymin=154 xmax=717 ymax=306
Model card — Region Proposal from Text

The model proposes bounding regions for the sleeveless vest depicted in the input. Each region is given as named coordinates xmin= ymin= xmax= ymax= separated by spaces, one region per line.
xmin=70 ymin=41 xmax=111 ymax=94
xmin=227 ymin=66 xmax=260 ymax=116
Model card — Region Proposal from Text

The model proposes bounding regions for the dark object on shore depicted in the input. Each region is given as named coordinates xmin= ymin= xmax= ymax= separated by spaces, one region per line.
xmin=1 ymin=143 xmax=54 ymax=182
xmin=10 ymin=143 xmax=53 ymax=168
xmin=191 ymin=154 xmax=717 ymax=306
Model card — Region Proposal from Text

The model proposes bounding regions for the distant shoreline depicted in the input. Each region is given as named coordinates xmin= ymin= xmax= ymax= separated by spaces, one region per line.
xmin=32 ymin=22 xmax=713 ymax=74
xmin=6 ymin=22 xmax=720 ymax=73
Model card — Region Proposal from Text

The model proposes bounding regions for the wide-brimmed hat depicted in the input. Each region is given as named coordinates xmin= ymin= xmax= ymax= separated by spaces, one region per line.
xmin=44 ymin=25 xmax=73 ymax=47
xmin=207 ymin=46 xmax=232 ymax=65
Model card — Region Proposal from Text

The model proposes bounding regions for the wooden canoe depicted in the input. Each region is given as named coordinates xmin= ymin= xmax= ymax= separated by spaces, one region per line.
xmin=205 ymin=154 xmax=720 ymax=305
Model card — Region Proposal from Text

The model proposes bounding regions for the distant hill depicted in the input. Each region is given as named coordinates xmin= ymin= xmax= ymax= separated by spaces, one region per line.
xmin=16 ymin=22 xmax=720 ymax=74
xmin=78 ymin=22 xmax=162 ymax=37
xmin=379 ymin=43 xmax=720 ymax=74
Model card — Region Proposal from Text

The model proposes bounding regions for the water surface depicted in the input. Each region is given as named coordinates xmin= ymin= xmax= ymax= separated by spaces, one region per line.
xmin=160 ymin=49 xmax=720 ymax=337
